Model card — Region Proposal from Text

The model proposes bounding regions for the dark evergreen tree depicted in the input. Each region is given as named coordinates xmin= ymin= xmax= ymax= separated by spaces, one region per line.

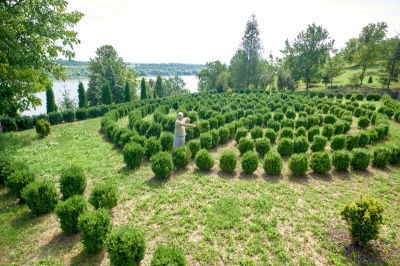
xmin=140 ymin=78 xmax=147 ymax=100
xmin=78 ymin=81 xmax=87 ymax=108
xmin=155 ymin=74 xmax=163 ymax=97
xmin=46 ymin=84 xmax=57 ymax=113
xmin=124 ymin=80 xmax=131 ymax=102
xmin=102 ymin=84 xmax=113 ymax=105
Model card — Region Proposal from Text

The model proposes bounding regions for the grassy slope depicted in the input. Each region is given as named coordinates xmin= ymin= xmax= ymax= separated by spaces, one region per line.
xmin=1 ymin=108 xmax=400 ymax=265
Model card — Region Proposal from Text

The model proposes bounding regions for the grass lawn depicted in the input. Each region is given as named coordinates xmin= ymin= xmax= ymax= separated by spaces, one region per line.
xmin=1 ymin=112 xmax=400 ymax=265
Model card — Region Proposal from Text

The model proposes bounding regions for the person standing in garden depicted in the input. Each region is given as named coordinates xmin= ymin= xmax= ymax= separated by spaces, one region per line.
xmin=174 ymin=112 xmax=196 ymax=148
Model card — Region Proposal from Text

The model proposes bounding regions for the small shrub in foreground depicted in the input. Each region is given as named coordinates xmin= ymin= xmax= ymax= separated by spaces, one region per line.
xmin=264 ymin=128 xmax=277 ymax=144
xmin=238 ymin=137 xmax=254 ymax=155
xmin=241 ymin=151 xmax=259 ymax=174
xmin=172 ymin=146 xmax=192 ymax=168
xmin=123 ymin=142 xmax=145 ymax=169
xmin=310 ymin=151 xmax=331 ymax=174
xmin=372 ymin=146 xmax=391 ymax=168
xmin=5 ymin=167 xmax=36 ymax=200
xmin=219 ymin=149 xmax=237 ymax=173
xmin=35 ymin=119 xmax=51 ymax=138
xmin=59 ymin=166 xmax=86 ymax=199
xmin=218 ymin=126 xmax=230 ymax=144
xmin=55 ymin=195 xmax=88 ymax=235
xmin=255 ymin=138 xmax=271 ymax=155
xmin=263 ymin=152 xmax=283 ymax=175
xmin=200 ymin=133 xmax=213 ymax=150
xmin=195 ymin=149 xmax=214 ymax=170
xmin=187 ymin=139 xmax=201 ymax=158
xmin=387 ymin=144 xmax=400 ymax=165
xmin=332 ymin=150 xmax=351 ymax=171
xmin=160 ymin=132 xmax=174 ymax=151
xmin=22 ymin=180 xmax=58 ymax=215
xmin=151 ymin=152 xmax=174 ymax=179
xmin=310 ymin=135 xmax=327 ymax=152
xmin=289 ymin=153 xmax=308 ymax=176
xmin=150 ymin=244 xmax=187 ymax=266
xmin=89 ymin=182 xmax=119 ymax=210
xmin=235 ymin=127 xmax=248 ymax=143
xmin=145 ymin=137 xmax=162 ymax=158
xmin=351 ymin=148 xmax=371 ymax=170
xmin=250 ymin=126 xmax=263 ymax=139
xmin=294 ymin=136 xmax=309 ymax=153
xmin=330 ymin=135 xmax=346 ymax=150
xmin=277 ymin=137 xmax=294 ymax=156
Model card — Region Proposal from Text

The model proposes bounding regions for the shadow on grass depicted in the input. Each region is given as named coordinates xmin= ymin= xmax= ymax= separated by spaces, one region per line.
xmin=10 ymin=210 xmax=49 ymax=229
xmin=351 ymin=168 xmax=375 ymax=178
xmin=309 ymin=171 xmax=333 ymax=182
xmin=238 ymin=171 xmax=259 ymax=180
xmin=146 ymin=175 xmax=168 ymax=189
xmin=70 ymin=249 xmax=106 ymax=265
xmin=332 ymin=169 xmax=351 ymax=180
xmin=216 ymin=169 xmax=236 ymax=180
xmin=287 ymin=174 xmax=309 ymax=185
xmin=39 ymin=232 xmax=80 ymax=259
xmin=261 ymin=173 xmax=283 ymax=183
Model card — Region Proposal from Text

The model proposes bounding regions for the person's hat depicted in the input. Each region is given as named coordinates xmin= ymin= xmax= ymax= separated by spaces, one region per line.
xmin=178 ymin=112 xmax=183 ymax=116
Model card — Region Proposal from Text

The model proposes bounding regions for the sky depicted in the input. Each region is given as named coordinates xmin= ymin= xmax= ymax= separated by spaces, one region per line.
xmin=66 ymin=0 xmax=400 ymax=65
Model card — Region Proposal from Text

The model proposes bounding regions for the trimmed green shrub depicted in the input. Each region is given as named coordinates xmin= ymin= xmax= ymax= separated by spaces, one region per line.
xmin=351 ymin=148 xmax=371 ymax=170
xmin=280 ymin=127 xmax=293 ymax=139
xmin=264 ymin=128 xmax=277 ymax=144
xmin=294 ymin=136 xmax=309 ymax=153
xmin=357 ymin=131 xmax=370 ymax=147
xmin=209 ymin=129 xmax=220 ymax=148
xmin=307 ymin=126 xmax=320 ymax=142
xmin=238 ymin=137 xmax=254 ymax=155
xmin=62 ymin=110 xmax=75 ymax=122
xmin=218 ymin=126 xmax=230 ymax=144
xmin=200 ymin=133 xmax=213 ymax=150
xmin=281 ymin=118 xmax=294 ymax=129
xmin=172 ymin=147 xmax=191 ymax=168
xmin=346 ymin=134 xmax=359 ymax=150
xmin=255 ymin=138 xmax=271 ymax=156
xmin=208 ymin=117 xmax=218 ymax=129
xmin=250 ymin=126 xmax=263 ymax=139
xmin=273 ymin=111 xmax=284 ymax=122
xmin=289 ymin=153 xmax=308 ymax=176
xmin=241 ymin=151 xmax=259 ymax=174
xmin=387 ymin=144 xmax=400 ymax=165
xmin=277 ymin=137 xmax=294 ymax=156
xmin=310 ymin=135 xmax=327 ymax=152
xmin=75 ymin=108 xmax=88 ymax=121
xmin=333 ymin=121 xmax=345 ymax=135
xmin=332 ymin=150 xmax=351 ymax=171
xmin=358 ymin=116 xmax=370 ymax=129
xmin=263 ymin=152 xmax=283 ymax=175
xmin=106 ymin=225 xmax=146 ymax=266
xmin=372 ymin=146 xmax=391 ymax=168
xmin=330 ymin=135 xmax=346 ymax=150
xmin=321 ymin=124 xmax=334 ymax=140
xmin=146 ymin=123 xmax=163 ymax=139
xmin=59 ymin=166 xmax=86 ymax=199
xmin=195 ymin=149 xmax=214 ymax=170
xmin=55 ymin=195 xmax=88 ymax=235
xmin=341 ymin=194 xmax=384 ymax=247
xmin=219 ymin=149 xmax=237 ymax=173
xmin=295 ymin=126 xmax=307 ymax=137
xmin=310 ymin=151 xmax=331 ymax=174
xmin=324 ymin=114 xmax=337 ymax=124
xmin=89 ymin=182 xmax=119 ymax=210
xmin=197 ymin=120 xmax=210 ymax=133
xmin=295 ymin=117 xmax=308 ymax=129
xmin=160 ymin=132 xmax=174 ymax=151
xmin=187 ymin=139 xmax=201 ymax=158
xmin=267 ymin=119 xmax=280 ymax=132
xmin=123 ymin=142 xmax=145 ymax=169
xmin=35 ymin=119 xmax=51 ymax=138
xmin=150 ymin=244 xmax=187 ymax=266
xmin=235 ymin=127 xmax=248 ymax=143
xmin=21 ymin=180 xmax=58 ymax=215
xmin=78 ymin=208 xmax=113 ymax=253
xmin=5 ymin=167 xmax=36 ymax=200
xmin=48 ymin=112 xmax=63 ymax=125
xmin=145 ymin=137 xmax=162 ymax=158
xmin=151 ymin=152 xmax=174 ymax=179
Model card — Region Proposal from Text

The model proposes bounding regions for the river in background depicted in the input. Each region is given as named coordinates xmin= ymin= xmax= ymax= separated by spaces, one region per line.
xmin=23 ymin=75 xmax=198 ymax=116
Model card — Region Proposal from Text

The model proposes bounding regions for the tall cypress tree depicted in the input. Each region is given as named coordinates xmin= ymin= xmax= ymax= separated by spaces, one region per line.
xmin=102 ymin=84 xmax=113 ymax=105
xmin=46 ymin=84 xmax=57 ymax=113
xmin=155 ymin=74 xmax=163 ymax=98
xmin=124 ymin=80 xmax=131 ymax=102
xmin=78 ymin=81 xmax=87 ymax=108
xmin=140 ymin=78 xmax=147 ymax=100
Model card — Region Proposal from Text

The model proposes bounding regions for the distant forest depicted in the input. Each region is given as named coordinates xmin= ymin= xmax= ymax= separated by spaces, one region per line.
xmin=56 ymin=59 xmax=205 ymax=79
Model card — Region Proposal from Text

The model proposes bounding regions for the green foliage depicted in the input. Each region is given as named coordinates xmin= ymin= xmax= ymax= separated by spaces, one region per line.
xmin=35 ymin=119 xmax=51 ymax=138
xmin=59 ymin=166 xmax=86 ymax=199
xmin=146 ymin=123 xmax=163 ymax=139
xmin=46 ymin=86 xmax=57 ymax=113
xmin=21 ymin=180 xmax=58 ymax=215
xmin=277 ymin=137 xmax=294 ymax=156
xmin=160 ymin=132 xmax=174 ymax=151
xmin=5 ymin=167 xmax=36 ymax=200
xmin=280 ymin=127 xmax=293 ymax=139
xmin=145 ymin=137 xmax=162 ymax=158
xmin=357 ymin=131 xmax=370 ymax=147
xmin=195 ymin=149 xmax=214 ymax=170
xmin=197 ymin=120 xmax=210 ymax=133
xmin=218 ymin=126 xmax=230 ymax=144
xmin=358 ymin=116 xmax=370 ymax=129
xmin=295 ymin=126 xmax=307 ymax=137
xmin=387 ymin=144 xmax=400 ymax=165
xmin=346 ymin=134 xmax=360 ymax=150
xmin=289 ymin=153 xmax=308 ymax=176
xmin=187 ymin=139 xmax=201 ymax=158
xmin=55 ymin=195 xmax=88 ymax=235
xmin=351 ymin=148 xmax=371 ymax=170
xmin=267 ymin=119 xmax=280 ymax=132
xmin=150 ymin=244 xmax=187 ymax=266
xmin=310 ymin=135 xmax=327 ymax=152
xmin=255 ymin=138 xmax=271 ymax=156
xmin=200 ymin=133 xmax=213 ymax=150
xmin=310 ymin=151 xmax=331 ymax=174
xmin=235 ymin=127 xmax=248 ymax=143
xmin=89 ymin=182 xmax=119 ymax=210
xmin=250 ymin=126 xmax=263 ymax=139
xmin=321 ymin=124 xmax=334 ymax=140
xmin=324 ymin=114 xmax=337 ymax=124
xmin=209 ymin=129 xmax=220 ymax=148
xmin=219 ymin=149 xmax=237 ymax=173
xmin=238 ymin=137 xmax=254 ymax=155
xmin=106 ymin=225 xmax=146 ymax=266
xmin=307 ymin=126 xmax=320 ymax=142
xmin=332 ymin=150 xmax=351 ymax=171
xmin=263 ymin=152 xmax=283 ymax=175
xmin=123 ymin=142 xmax=145 ymax=169
xmin=241 ymin=151 xmax=259 ymax=174
xmin=75 ymin=108 xmax=88 ymax=121
xmin=330 ymin=135 xmax=346 ymax=150
xmin=341 ymin=194 xmax=384 ymax=247
xmin=172 ymin=147 xmax=191 ymax=168
xmin=78 ymin=81 xmax=88 ymax=108
xmin=294 ymin=136 xmax=309 ymax=153
xmin=151 ymin=152 xmax=174 ymax=179
xmin=264 ymin=128 xmax=277 ymax=144
xmin=372 ymin=146 xmax=391 ymax=168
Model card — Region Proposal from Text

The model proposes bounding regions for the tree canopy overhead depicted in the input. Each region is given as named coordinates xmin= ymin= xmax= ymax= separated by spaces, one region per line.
xmin=0 ymin=0 xmax=84 ymax=117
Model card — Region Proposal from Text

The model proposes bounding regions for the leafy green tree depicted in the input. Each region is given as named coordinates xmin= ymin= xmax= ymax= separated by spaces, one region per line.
xmin=87 ymin=45 xmax=129 ymax=106
xmin=229 ymin=49 xmax=248 ymax=89
xmin=164 ymin=76 xmax=187 ymax=96
xmin=57 ymin=88 xmax=77 ymax=111
xmin=140 ymin=78 xmax=147 ymax=100
xmin=341 ymin=38 xmax=359 ymax=65
xmin=46 ymin=84 xmax=57 ymax=113
xmin=101 ymin=84 xmax=113 ymax=105
xmin=78 ymin=81 xmax=88 ymax=108
xmin=0 ymin=0 xmax=83 ymax=117
xmin=155 ymin=74 xmax=163 ymax=97
xmin=258 ymin=56 xmax=277 ymax=90
xmin=196 ymin=61 xmax=228 ymax=91
xmin=124 ymin=80 xmax=131 ymax=102
xmin=379 ymin=37 xmax=400 ymax=88
xmin=216 ymin=71 xmax=230 ymax=92
xmin=282 ymin=23 xmax=334 ymax=91
xmin=322 ymin=53 xmax=345 ymax=87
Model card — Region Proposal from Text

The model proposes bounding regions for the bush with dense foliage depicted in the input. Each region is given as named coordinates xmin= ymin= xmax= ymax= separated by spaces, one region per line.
xmin=59 ymin=166 xmax=86 ymax=199
xmin=209 ymin=129 xmax=220 ymax=148
xmin=289 ymin=153 xmax=308 ymax=176
xmin=250 ymin=126 xmax=263 ymax=139
xmin=351 ymin=148 xmax=371 ymax=170
xmin=345 ymin=134 xmax=360 ymax=150
xmin=123 ymin=142 xmax=145 ymax=169
xmin=218 ymin=126 xmax=230 ymax=144
xmin=235 ymin=127 xmax=248 ymax=143
xmin=238 ymin=137 xmax=254 ymax=155
xmin=106 ymin=225 xmax=146 ymax=266
xmin=219 ymin=149 xmax=237 ymax=173
xmin=200 ymin=132 xmax=213 ymax=150
xmin=21 ymin=180 xmax=58 ymax=215
xmin=5 ymin=166 xmax=36 ymax=200
xmin=295 ymin=126 xmax=307 ymax=137
xmin=150 ymin=244 xmax=187 ymax=266
xmin=277 ymin=137 xmax=294 ymax=156
xmin=187 ymin=139 xmax=201 ymax=158
xmin=280 ymin=127 xmax=293 ymax=139
xmin=388 ymin=144 xmax=400 ymax=165
xmin=264 ymin=128 xmax=277 ymax=144
xmin=241 ymin=151 xmax=259 ymax=174
xmin=330 ymin=135 xmax=346 ymax=150
xmin=159 ymin=132 xmax=174 ymax=151
xmin=151 ymin=152 xmax=174 ymax=179
xmin=372 ymin=146 xmax=391 ymax=168
xmin=195 ymin=149 xmax=214 ymax=170
xmin=172 ymin=146 xmax=192 ymax=168
xmin=293 ymin=136 xmax=309 ymax=154
xmin=35 ymin=119 xmax=51 ymax=138
xmin=307 ymin=126 xmax=320 ymax=142
xmin=89 ymin=182 xmax=119 ymax=210
xmin=78 ymin=208 xmax=113 ymax=253
xmin=357 ymin=131 xmax=370 ymax=147
xmin=254 ymin=138 xmax=271 ymax=155
xmin=310 ymin=151 xmax=331 ymax=174
xmin=341 ymin=194 xmax=384 ymax=247
xmin=145 ymin=137 xmax=163 ymax=158
xmin=310 ymin=135 xmax=327 ymax=152
xmin=332 ymin=150 xmax=351 ymax=171
xmin=263 ymin=152 xmax=283 ymax=175
xmin=55 ymin=195 xmax=88 ymax=235
xmin=358 ymin=116 xmax=370 ymax=129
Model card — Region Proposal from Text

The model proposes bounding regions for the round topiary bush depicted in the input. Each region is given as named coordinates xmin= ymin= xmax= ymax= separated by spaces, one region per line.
xmin=310 ymin=135 xmax=327 ymax=152
xmin=250 ymin=126 xmax=263 ymax=139
xmin=341 ymin=194 xmax=383 ymax=247
xmin=332 ymin=150 xmax=351 ymax=171
xmin=358 ymin=116 xmax=370 ymax=129
xmin=351 ymin=148 xmax=371 ymax=170
xmin=59 ymin=166 xmax=86 ymax=199
xmin=333 ymin=121 xmax=345 ymax=135
xmin=55 ymin=195 xmax=88 ymax=235
xmin=280 ymin=127 xmax=294 ymax=139
xmin=151 ymin=152 xmax=174 ymax=179
xmin=289 ymin=153 xmax=308 ymax=176
xmin=219 ymin=149 xmax=237 ymax=173
xmin=78 ymin=208 xmax=113 ymax=253
xmin=35 ymin=119 xmax=51 ymax=138
xmin=294 ymin=136 xmax=310 ymax=154
xmin=172 ymin=146 xmax=192 ymax=168
xmin=89 ymin=182 xmax=119 ymax=210
xmin=21 ymin=180 xmax=58 ymax=215
xmin=307 ymin=126 xmax=320 ymax=142
xmin=160 ymin=132 xmax=174 ymax=151
xmin=263 ymin=152 xmax=283 ymax=175
xmin=195 ymin=149 xmax=214 ymax=170
xmin=200 ymin=132 xmax=213 ymax=150
xmin=150 ymin=244 xmax=187 ymax=266
xmin=5 ymin=167 xmax=36 ymax=200
xmin=187 ymin=139 xmax=201 ymax=158
xmin=267 ymin=119 xmax=280 ymax=132
xmin=330 ymin=135 xmax=346 ymax=150
xmin=241 ymin=151 xmax=259 ymax=174
xmin=255 ymin=138 xmax=271 ymax=156
xmin=218 ymin=126 xmax=230 ymax=144
xmin=372 ymin=146 xmax=391 ymax=168
xmin=145 ymin=137 xmax=163 ymax=158
xmin=277 ymin=137 xmax=294 ymax=156
xmin=357 ymin=131 xmax=370 ymax=147
xmin=295 ymin=126 xmax=307 ymax=137
xmin=387 ymin=144 xmax=400 ymax=165
xmin=321 ymin=124 xmax=334 ymax=140
xmin=106 ymin=225 xmax=146 ymax=266
xmin=310 ymin=151 xmax=331 ymax=174
xmin=123 ymin=142 xmax=145 ymax=169
xmin=346 ymin=134 xmax=360 ymax=150
xmin=264 ymin=128 xmax=277 ymax=144
xmin=237 ymin=137 xmax=254 ymax=155
xmin=209 ymin=129 xmax=220 ymax=148
xmin=324 ymin=114 xmax=337 ymax=125
xmin=235 ymin=127 xmax=248 ymax=143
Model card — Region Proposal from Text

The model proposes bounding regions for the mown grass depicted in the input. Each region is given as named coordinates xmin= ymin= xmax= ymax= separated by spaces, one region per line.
xmin=1 ymin=113 xmax=400 ymax=265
